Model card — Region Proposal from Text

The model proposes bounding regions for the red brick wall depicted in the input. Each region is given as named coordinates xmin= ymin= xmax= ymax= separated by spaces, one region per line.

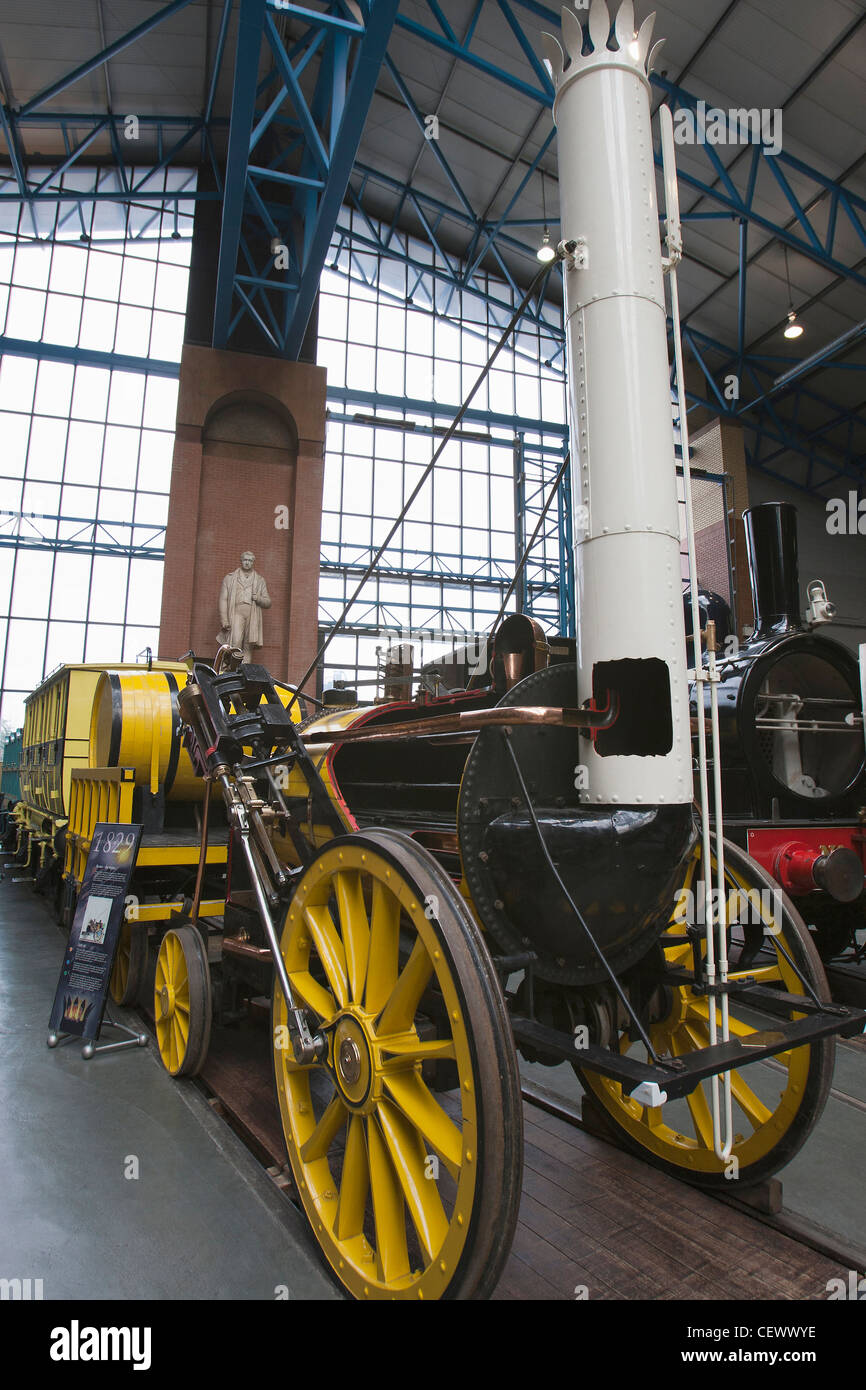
xmin=159 ymin=345 xmax=327 ymax=684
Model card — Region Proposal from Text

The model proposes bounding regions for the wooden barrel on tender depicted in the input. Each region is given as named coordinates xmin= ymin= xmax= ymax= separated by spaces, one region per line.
xmin=89 ymin=670 xmax=202 ymax=800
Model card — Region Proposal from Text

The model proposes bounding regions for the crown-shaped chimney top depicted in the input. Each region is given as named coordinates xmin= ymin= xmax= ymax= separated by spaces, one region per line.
xmin=541 ymin=1 xmax=665 ymax=91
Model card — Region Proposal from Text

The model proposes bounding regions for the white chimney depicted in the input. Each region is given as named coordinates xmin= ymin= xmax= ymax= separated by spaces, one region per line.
xmin=541 ymin=0 xmax=691 ymax=809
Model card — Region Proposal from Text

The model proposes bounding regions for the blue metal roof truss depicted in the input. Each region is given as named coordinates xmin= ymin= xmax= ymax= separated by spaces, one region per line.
xmin=0 ymin=0 xmax=863 ymax=495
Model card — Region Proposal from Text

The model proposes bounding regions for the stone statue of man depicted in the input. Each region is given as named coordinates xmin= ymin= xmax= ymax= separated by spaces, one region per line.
xmin=217 ymin=550 xmax=272 ymax=662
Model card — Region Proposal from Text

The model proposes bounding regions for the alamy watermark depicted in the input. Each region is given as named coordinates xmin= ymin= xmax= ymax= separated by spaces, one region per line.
xmin=672 ymin=882 xmax=782 ymax=933
xmin=826 ymin=491 xmax=866 ymax=535
xmin=49 ymin=1322 xmax=151 ymax=1371
xmin=0 ymin=1276 xmax=43 ymax=1299
xmin=826 ymin=1270 xmax=866 ymax=1299
xmin=672 ymin=100 xmax=782 ymax=156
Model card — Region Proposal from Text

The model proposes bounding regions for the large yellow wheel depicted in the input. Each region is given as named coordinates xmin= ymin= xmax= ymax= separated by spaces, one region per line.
xmin=273 ymin=829 xmax=522 ymax=1300
xmin=154 ymin=925 xmax=212 ymax=1077
xmin=579 ymin=838 xmax=834 ymax=1189
xmin=110 ymin=921 xmax=147 ymax=1006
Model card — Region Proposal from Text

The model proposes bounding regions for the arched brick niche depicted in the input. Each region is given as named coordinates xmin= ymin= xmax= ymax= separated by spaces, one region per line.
xmin=158 ymin=344 xmax=327 ymax=682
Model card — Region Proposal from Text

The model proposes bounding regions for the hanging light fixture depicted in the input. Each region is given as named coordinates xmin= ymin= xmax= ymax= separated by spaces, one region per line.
xmin=537 ymin=169 xmax=556 ymax=262
xmin=782 ymin=246 xmax=804 ymax=339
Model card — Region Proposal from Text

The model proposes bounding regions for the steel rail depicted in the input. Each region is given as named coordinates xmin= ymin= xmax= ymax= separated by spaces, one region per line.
xmin=519 ymin=1075 xmax=866 ymax=1277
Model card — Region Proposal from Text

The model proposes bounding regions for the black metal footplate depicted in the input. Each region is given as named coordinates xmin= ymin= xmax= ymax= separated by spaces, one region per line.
xmin=511 ymin=1005 xmax=866 ymax=1105
xmin=662 ymin=966 xmax=860 ymax=1029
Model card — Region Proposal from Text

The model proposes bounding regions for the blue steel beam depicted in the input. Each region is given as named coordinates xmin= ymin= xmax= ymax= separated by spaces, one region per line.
xmin=17 ymin=0 xmax=201 ymax=117
xmin=1 ymin=0 xmax=864 ymax=490
xmin=281 ymin=0 xmax=400 ymax=357
xmin=651 ymin=75 xmax=866 ymax=289
xmin=0 ymin=188 xmax=215 ymax=203
xmin=207 ymin=1 xmax=399 ymax=356
xmin=212 ymin=0 xmax=268 ymax=348
xmin=393 ymin=9 xmax=549 ymax=105
xmin=0 ymin=336 xmax=181 ymax=379
xmin=206 ymin=0 xmax=235 ymax=124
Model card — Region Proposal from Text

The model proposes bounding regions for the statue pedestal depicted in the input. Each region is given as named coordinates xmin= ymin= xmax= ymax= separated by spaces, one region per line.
xmin=158 ymin=344 xmax=327 ymax=683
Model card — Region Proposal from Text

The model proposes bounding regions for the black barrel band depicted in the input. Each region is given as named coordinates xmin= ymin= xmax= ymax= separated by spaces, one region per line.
xmin=164 ymin=671 xmax=181 ymax=795
xmin=107 ymin=673 xmax=122 ymax=768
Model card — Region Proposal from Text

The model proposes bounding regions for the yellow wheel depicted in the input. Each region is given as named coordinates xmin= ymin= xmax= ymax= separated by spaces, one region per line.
xmin=579 ymin=837 xmax=834 ymax=1188
xmin=272 ymin=829 xmax=522 ymax=1300
xmin=110 ymin=920 xmax=147 ymax=1006
xmin=154 ymin=925 xmax=212 ymax=1077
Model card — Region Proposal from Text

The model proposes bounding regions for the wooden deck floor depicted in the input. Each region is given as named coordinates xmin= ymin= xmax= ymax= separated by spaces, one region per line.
xmin=199 ymin=1022 xmax=846 ymax=1301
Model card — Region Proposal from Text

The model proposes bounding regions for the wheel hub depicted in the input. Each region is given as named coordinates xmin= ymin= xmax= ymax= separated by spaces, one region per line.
xmin=331 ymin=1014 xmax=373 ymax=1109
xmin=158 ymin=983 xmax=174 ymax=1019
xmin=338 ymin=1037 xmax=362 ymax=1086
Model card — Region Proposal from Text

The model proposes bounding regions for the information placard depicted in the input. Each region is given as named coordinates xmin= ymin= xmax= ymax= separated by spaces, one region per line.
xmin=49 ymin=823 xmax=142 ymax=1041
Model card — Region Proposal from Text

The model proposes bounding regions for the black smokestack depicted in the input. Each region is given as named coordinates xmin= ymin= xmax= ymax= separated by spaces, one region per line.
xmin=743 ymin=502 xmax=802 ymax=637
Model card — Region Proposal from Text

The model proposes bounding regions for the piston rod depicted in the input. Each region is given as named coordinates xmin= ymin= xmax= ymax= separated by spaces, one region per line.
xmin=218 ymin=771 xmax=325 ymax=1065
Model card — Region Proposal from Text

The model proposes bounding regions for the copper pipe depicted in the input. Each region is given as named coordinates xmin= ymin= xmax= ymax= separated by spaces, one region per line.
xmin=221 ymin=936 xmax=272 ymax=961
xmin=301 ymin=700 xmax=617 ymax=747
xmin=502 ymin=652 xmax=524 ymax=691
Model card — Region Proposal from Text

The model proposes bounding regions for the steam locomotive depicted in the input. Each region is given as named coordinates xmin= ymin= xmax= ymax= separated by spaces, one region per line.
xmin=3 ymin=0 xmax=864 ymax=1301
xmin=688 ymin=501 xmax=866 ymax=973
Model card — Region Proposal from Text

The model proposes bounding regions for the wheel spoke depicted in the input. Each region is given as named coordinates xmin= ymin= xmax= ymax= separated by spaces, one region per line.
xmin=729 ymin=1072 xmax=773 ymax=1130
xmin=667 ymin=1026 xmax=715 ymax=1148
xmin=336 ymin=1115 xmax=370 ymax=1240
xmin=639 ymin=1104 xmax=664 ymax=1130
xmin=726 ymin=965 xmax=782 ymax=983
xmin=335 ymin=869 xmax=370 ymax=1005
xmin=687 ymin=997 xmax=767 ymax=1041
xmin=376 ymin=1098 xmax=449 ymax=1263
xmin=376 ymin=938 xmax=433 ymax=1036
xmin=367 ymin=1113 xmax=410 ymax=1284
xmin=383 ymin=1070 xmax=462 ymax=1180
xmin=682 ymin=1019 xmax=773 ymax=1132
xmin=287 ymin=970 xmax=337 ymax=1022
xmin=380 ymin=1037 xmax=456 ymax=1064
xmin=300 ymin=1093 xmax=347 ymax=1164
xmin=681 ymin=1019 xmax=710 ymax=1049
xmin=662 ymin=942 xmax=693 ymax=967
xmin=303 ymin=904 xmax=349 ymax=1008
xmin=365 ymin=880 xmax=401 ymax=1015
xmin=684 ymin=1082 xmax=715 ymax=1150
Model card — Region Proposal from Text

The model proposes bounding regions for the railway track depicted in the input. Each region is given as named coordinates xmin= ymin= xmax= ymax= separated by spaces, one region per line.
xmin=167 ymin=996 xmax=863 ymax=1295
xmin=519 ymin=1045 xmax=866 ymax=1279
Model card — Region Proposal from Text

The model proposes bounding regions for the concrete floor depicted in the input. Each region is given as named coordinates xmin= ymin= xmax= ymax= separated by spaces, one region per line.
xmin=3 ymin=860 xmax=862 ymax=1300
xmin=0 ymin=874 xmax=340 ymax=1301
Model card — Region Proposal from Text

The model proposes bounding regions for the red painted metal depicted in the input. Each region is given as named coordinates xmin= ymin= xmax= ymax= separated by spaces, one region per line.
xmin=746 ymin=825 xmax=865 ymax=898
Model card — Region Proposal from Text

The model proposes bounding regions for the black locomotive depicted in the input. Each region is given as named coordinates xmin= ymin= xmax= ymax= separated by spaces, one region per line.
xmin=691 ymin=501 xmax=866 ymax=972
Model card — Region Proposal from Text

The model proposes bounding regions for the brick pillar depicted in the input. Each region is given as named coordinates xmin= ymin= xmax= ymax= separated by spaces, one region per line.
xmin=159 ymin=344 xmax=326 ymax=683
